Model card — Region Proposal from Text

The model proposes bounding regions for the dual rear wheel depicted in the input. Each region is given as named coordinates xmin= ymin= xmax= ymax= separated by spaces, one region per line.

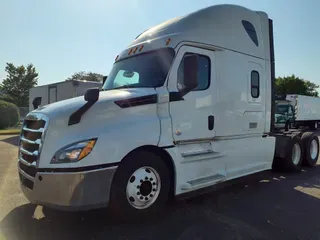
xmin=278 ymin=132 xmax=319 ymax=172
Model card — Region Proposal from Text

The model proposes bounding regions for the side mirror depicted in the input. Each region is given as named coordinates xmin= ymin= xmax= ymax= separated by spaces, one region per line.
xmin=32 ymin=97 xmax=42 ymax=110
xmin=102 ymin=76 xmax=107 ymax=85
xmin=84 ymin=88 xmax=100 ymax=103
xmin=181 ymin=54 xmax=199 ymax=95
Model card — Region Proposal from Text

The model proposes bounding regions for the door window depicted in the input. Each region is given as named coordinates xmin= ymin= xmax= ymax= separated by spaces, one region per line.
xmin=177 ymin=53 xmax=211 ymax=91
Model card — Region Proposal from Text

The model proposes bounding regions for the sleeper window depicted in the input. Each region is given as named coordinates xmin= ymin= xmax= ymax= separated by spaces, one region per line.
xmin=251 ymin=71 xmax=260 ymax=98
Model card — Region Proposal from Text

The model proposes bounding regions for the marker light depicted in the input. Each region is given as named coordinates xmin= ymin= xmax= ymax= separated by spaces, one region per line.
xmin=166 ymin=38 xmax=171 ymax=46
xmin=51 ymin=139 xmax=97 ymax=163
xmin=133 ymin=47 xmax=138 ymax=53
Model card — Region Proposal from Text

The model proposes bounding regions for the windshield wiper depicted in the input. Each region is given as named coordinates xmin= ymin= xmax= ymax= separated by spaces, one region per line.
xmin=113 ymin=85 xmax=134 ymax=89
xmin=102 ymin=85 xmax=139 ymax=91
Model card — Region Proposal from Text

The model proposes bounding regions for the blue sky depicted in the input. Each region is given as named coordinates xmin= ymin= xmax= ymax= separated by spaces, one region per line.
xmin=0 ymin=0 xmax=319 ymax=86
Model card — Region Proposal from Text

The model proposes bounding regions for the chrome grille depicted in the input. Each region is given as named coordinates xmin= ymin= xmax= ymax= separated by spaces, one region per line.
xmin=18 ymin=113 xmax=49 ymax=189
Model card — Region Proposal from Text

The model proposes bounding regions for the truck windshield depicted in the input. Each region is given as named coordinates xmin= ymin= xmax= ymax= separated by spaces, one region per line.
xmin=102 ymin=48 xmax=175 ymax=90
xmin=275 ymin=105 xmax=289 ymax=114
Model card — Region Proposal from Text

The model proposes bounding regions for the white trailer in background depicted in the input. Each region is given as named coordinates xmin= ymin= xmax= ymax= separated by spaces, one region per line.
xmin=287 ymin=94 xmax=320 ymax=125
xmin=28 ymin=80 xmax=102 ymax=112
xmin=275 ymin=94 xmax=320 ymax=130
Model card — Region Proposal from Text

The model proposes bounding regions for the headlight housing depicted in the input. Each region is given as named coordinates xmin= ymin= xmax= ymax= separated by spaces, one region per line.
xmin=51 ymin=139 xmax=97 ymax=163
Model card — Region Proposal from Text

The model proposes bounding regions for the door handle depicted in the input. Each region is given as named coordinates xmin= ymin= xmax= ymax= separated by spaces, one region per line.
xmin=208 ymin=115 xmax=214 ymax=130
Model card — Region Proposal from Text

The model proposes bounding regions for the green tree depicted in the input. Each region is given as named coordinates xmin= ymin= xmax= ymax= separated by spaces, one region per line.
xmin=0 ymin=63 xmax=38 ymax=106
xmin=66 ymin=71 xmax=104 ymax=82
xmin=0 ymin=100 xmax=20 ymax=129
xmin=275 ymin=74 xmax=319 ymax=97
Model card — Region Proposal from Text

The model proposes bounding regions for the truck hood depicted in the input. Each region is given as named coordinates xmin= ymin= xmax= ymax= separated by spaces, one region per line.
xmin=30 ymin=88 xmax=157 ymax=119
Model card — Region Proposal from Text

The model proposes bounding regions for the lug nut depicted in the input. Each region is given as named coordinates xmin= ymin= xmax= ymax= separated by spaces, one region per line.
xmin=129 ymin=176 xmax=135 ymax=183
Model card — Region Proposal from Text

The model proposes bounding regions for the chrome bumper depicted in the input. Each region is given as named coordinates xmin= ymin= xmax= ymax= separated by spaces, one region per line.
xmin=19 ymin=165 xmax=117 ymax=211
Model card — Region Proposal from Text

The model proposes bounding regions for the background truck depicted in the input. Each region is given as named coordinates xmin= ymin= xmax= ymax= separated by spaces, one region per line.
xmin=275 ymin=94 xmax=320 ymax=130
xmin=18 ymin=4 xmax=320 ymax=220
xmin=29 ymin=80 xmax=103 ymax=112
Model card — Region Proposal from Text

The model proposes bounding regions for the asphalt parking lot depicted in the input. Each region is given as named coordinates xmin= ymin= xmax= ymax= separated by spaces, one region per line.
xmin=2 ymin=135 xmax=320 ymax=239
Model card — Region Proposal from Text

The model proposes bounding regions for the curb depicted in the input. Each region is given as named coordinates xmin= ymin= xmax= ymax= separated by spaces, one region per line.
xmin=0 ymin=132 xmax=20 ymax=136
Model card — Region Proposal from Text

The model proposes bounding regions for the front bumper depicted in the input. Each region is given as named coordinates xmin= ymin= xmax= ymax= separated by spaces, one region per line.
xmin=274 ymin=123 xmax=285 ymax=129
xmin=18 ymin=164 xmax=117 ymax=211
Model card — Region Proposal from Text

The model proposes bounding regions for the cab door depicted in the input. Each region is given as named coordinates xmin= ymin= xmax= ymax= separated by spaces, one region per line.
xmin=168 ymin=46 xmax=216 ymax=142
xmin=167 ymin=45 xmax=226 ymax=192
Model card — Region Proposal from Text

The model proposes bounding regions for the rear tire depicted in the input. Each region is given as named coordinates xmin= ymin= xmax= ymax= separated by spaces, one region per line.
xmin=109 ymin=150 xmax=171 ymax=220
xmin=301 ymin=132 xmax=319 ymax=167
xmin=281 ymin=135 xmax=304 ymax=172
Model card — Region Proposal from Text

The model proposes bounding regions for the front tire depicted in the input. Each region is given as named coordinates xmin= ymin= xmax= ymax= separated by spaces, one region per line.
xmin=109 ymin=150 xmax=171 ymax=220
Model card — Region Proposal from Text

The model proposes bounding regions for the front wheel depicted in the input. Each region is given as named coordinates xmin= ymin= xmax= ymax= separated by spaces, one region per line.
xmin=109 ymin=150 xmax=171 ymax=220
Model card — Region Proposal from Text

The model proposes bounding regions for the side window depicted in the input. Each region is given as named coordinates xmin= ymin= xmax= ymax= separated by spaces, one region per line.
xmin=251 ymin=71 xmax=260 ymax=98
xmin=242 ymin=20 xmax=259 ymax=47
xmin=177 ymin=53 xmax=210 ymax=91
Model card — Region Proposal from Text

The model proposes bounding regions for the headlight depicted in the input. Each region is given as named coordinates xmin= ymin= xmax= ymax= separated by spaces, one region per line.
xmin=51 ymin=139 xmax=97 ymax=163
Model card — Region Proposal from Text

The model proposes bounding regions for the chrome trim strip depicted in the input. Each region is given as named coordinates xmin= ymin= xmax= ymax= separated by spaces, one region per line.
xmin=18 ymin=168 xmax=35 ymax=181
xmin=174 ymin=133 xmax=265 ymax=145
xmin=181 ymin=150 xmax=214 ymax=157
xmin=22 ymin=127 xmax=44 ymax=133
xmin=20 ymin=148 xmax=38 ymax=156
xmin=39 ymin=166 xmax=118 ymax=175
xmin=19 ymin=157 xmax=36 ymax=167
xmin=21 ymin=137 xmax=41 ymax=145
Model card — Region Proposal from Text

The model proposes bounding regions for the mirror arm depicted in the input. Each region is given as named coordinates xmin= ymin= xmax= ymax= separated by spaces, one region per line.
xmin=179 ymin=86 xmax=194 ymax=97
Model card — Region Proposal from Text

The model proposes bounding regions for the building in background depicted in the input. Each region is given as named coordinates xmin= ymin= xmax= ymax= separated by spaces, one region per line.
xmin=29 ymin=79 xmax=103 ymax=112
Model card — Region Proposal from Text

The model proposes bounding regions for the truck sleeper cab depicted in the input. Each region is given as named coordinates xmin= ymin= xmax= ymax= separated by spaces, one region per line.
xmin=18 ymin=4 xmax=320 ymax=219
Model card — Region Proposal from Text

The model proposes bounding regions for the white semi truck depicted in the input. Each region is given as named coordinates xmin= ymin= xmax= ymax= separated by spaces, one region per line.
xmin=29 ymin=80 xmax=103 ymax=112
xmin=18 ymin=4 xmax=320 ymax=219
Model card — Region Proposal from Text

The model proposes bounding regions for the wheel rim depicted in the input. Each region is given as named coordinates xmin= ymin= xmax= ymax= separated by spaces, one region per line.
xmin=310 ymin=139 xmax=319 ymax=160
xmin=126 ymin=166 xmax=161 ymax=209
xmin=292 ymin=143 xmax=301 ymax=165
